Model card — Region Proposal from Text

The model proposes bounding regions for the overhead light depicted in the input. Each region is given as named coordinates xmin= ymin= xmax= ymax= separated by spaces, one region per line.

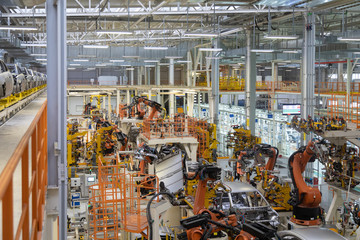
xmin=83 ymin=44 xmax=109 ymax=49
xmin=264 ymin=35 xmax=299 ymax=40
xmin=0 ymin=26 xmax=37 ymax=31
xmin=206 ymin=57 xmax=222 ymax=60
xmin=241 ymin=56 xmax=245 ymax=58
xmin=144 ymin=60 xmax=159 ymax=63
xmin=251 ymin=49 xmax=275 ymax=53
xmin=283 ymin=50 xmax=299 ymax=53
xmin=87 ymin=67 xmax=96 ymax=70
xmin=123 ymin=55 xmax=140 ymax=58
xmin=199 ymin=48 xmax=222 ymax=52
xmin=78 ymin=54 xmax=96 ymax=58
xmin=36 ymin=58 xmax=47 ymax=61
xmin=159 ymin=63 xmax=169 ymax=66
xmin=220 ymin=28 xmax=243 ymax=36
xmin=95 ymin=63 xmax=107 ymax=67
xmin=145 ymin=65 xmax=155 ymax=67
xmin=21 ymin=43 xmax=46 ymax=47
xmin=110 ymin=59 xmax=125 ymax=62
xmin=96 ymin=30 xmax=132 ymax=35
xmin=176 ymin=60 xmax=191 ymax=63
xmin=30 ymin=53 xmax=46 ymax=56
xmin=73 ymin=59 xmax=89 ymax=62
xmin=165 ymin=56 xmax=182 ymax=59
xmin=285 ymin=69 xmax=292 ymax=71
xmin=68 ymin=68 xmax=76 ymax=70
xmin=144 ymin=46 xmax=168 ymax=50
xmin=120 ymin=64 xmax=131 ymax=67
xmin=338 ymin=37 xmax=360 ymax=41
xmin=126 ymin=68 xmax=135 ymax=71
xmin=184 ymin=32 xmax=218 ymax=37
xmin=69 ymin=63 xmax=81 ymax=66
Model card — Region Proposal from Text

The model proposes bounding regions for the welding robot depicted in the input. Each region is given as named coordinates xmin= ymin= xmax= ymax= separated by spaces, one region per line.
xmin=124 ymin=96 xmax=163 ymax=120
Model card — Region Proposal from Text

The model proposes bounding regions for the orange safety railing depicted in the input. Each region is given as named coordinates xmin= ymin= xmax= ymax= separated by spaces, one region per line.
xmin=142 ymin=115 xmax=210 ymax=158
xmin=0 ymin=100 xmax=47 ymax=240
xmin=88 ymin=160 xmax=159 ymax=239
xmin=327 ymin=94 xmax=360 ymax=128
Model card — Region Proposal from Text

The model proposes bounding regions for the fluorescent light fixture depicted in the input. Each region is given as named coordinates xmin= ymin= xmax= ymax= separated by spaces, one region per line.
xmin=159 ymin=63 xmax=169 ymax=66
xmin=145 ymin=65 xmax=155 ymax=67
xmin=165 ymin=56 xmax=182 ymax=59
xmin=241 ymin=56 xmax=245 ymax=58
xmin=199 ymin=48 xmax=222 ymax=52
xmin=83 ymin=44 xmax=109 ymax=49
xmin=36 ymin=58 xmax=47 ymax=61
xmin=264 ymin=35 xmax=299 ymax=40
xmin=259 ymin=69 xmax=264 ymax=71
xmin=110 ymin=59 xmax=125 ymax=63
xmin=73 ymin=59 xmax=89 ymax=62
xmin=95 ymin=64 xmax=107 ymax=67
xmin=87 ymin=67 xmax=96 ymax=70
xmin=0 ymin=26 xmax=37 ymax=31
xmin=283 ymin=50 xmax=299 ymax=53
xmin=176 ymin=60 xmax=192 ymax=63
xmin=30 ymin=53 xmax=46 ymax=56
xmin=78 ymin=54 xmax=96 ymax=58
xmin=126 ymin=68 xmax=135 ymax=70
xmin=96 ymin=30 xmax=132 ymax=35
xmin=69 ymin=63 xmax=81 ymax=66
xmin=251 ymin=49 xmax=275 ymax=53
xmin=144 ymin=60 xmax=159 ymax=63
xmin=184 ymin=32 xmax=218 ymax=37
xmin=68 ymin=68 xmax=76 ymax=70
xmin=285 ymin=69 xmax=292 ymax=71
xmin=338 ymin=37 xmax=360 ymax=41
xmin=220 ymin=28 xmax=243 ymax=36
xmin=21 ymin=43 xmax=46 ymax=47
xmin=123 ymin=55 xmax=140 ymax=58
xmin=206 ymin=57 xmax=222 ymax=60
xmin=120 ymin=64 xmax=131 ymax=67
xmin=144 ymin=46 xmax=168 ymax=50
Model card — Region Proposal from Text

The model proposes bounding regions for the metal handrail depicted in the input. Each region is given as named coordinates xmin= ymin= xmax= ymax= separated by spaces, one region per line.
xmin=0 ymin=100 xmax=48 ymax=240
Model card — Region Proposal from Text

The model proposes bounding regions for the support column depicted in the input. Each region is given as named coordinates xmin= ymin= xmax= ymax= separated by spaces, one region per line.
xmin=186 ymin=51 xmax=194 ymax=117
xmin=210 ymin=38 xmax=220 ymax=126
xmin=46 ymin=0 xmax=67 ymax=238
xmin=138 ymin=67 xmax=142 ymax=85
xmin=116 ymin=90 xmax=120 ymax=116
xmin=108 ymin=94 xmax=111 ymax=120
xmin=156 ymin=63 xmax=161 ymax=103
xmin=245 ymin=30 xmax=256 ymax=134
xmin=130 ymin=69 xmax=134 ymax=85
xmin=338 ymin=63 xmax=344 ymax=82
xmin=271 ymin=61 xmax=278 ymax=111
xmin=301 ymin=12 xmax=315 ymax=141
xmin=126 ymin=90 xmax=130 ymax=105
xmin=169 ymin=58 xmax=175 ymax=116
xmin=347 ymin=58 xmax=352 ymax=119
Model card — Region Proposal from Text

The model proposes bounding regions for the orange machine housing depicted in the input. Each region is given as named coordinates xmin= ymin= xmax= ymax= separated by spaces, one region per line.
xmin=289 ymin=141 xmax=322 ymax=226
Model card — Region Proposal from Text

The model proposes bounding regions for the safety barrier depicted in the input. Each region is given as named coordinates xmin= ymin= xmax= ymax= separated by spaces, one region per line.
xmin=88 ymin=160 xmax=159 ymax=239
xmin=327 ymin=94 xmax=360 ymax=128
xmin=0 ymin=100 xmax=47 ymax=240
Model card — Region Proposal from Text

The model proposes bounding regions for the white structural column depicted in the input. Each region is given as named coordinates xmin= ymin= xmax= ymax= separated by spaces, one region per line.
xmin=46 ymin=0 xmax=67 ymax=238
xmin=116 ymin=90 xmax=120 ymax=115
xmin=245 ymin=30 xmax=256 ymax=134
xmin=108 ymin=94 xmax=111 ymax=120
xmin=169 ymin=58 xmax=175 ymax=115
xmin=210 ymin=38 xmax=220 ymax=125
xmin=271 ymin=61 xmax=278 ymax=110
xmin=338 ymin=63 xmax=344 ymax=82
xmin=186 ymin=51 xmax=194 ymax=117
xmin=130 ymin=69 xmax=134 ymax=85
xmin=347 ymin=59 xmax=352 ymax=119
xmin=301 ymin=13 xmax=315 ymax=132
xmin=156 ymin=63 xmax=161 ymax=103
xmin=138 ymin=67 xmax=142 ymax=85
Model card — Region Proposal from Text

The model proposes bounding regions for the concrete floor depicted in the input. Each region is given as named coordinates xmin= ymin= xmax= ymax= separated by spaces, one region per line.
xmin=0 ymin=93 xmax=46 ymax=237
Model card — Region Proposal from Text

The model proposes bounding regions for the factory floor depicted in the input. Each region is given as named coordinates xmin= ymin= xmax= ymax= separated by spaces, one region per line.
xmin=0 ymin=92 xmax=47 ymax=235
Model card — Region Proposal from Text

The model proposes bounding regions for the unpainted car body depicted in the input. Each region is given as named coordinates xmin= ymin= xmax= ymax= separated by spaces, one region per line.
xmin=8 ymin=64 xmax=26 ymax=93
xmin=0 ymin=60 xmax=14 ymax=98
xmin=215 ymin=181 xmax=279 ymax=227
xmin=278 ymin=227 xmax=347 ymax=240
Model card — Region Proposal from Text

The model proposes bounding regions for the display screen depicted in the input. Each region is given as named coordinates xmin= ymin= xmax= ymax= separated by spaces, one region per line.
xmin=282 ymin=104 xmax=301 ymax=115
xmin=87 ymin=176 xmax=95 ymax=182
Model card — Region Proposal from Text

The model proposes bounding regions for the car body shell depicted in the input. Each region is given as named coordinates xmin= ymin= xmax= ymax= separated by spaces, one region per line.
xmin=277 ymin=227 xmax=347 ymax=240
xmin=0 ymin=60 xmax=14 ymax=98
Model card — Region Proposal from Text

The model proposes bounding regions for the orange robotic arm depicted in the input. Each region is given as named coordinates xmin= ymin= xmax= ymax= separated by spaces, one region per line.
xmin=289 ymin=141 xmax=322 ymax=226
